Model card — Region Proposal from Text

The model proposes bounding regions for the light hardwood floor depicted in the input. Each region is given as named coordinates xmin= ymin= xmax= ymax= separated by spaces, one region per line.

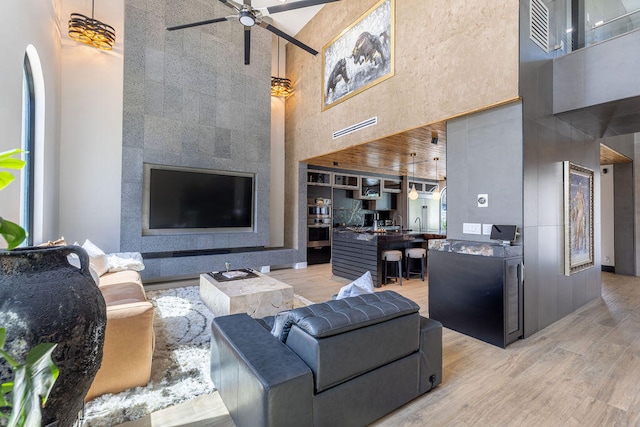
xmin=122 ymin=266 xmax=640 ymax=427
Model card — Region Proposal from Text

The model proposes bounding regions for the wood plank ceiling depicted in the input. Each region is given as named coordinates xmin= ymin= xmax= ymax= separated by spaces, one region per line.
xmin=305 ymin=125 xmax=632 ymax=181
xmin=304 ymin=121 xmax=447 ymax=181
xmin=600 ymin=143 xmax=632 ymax=164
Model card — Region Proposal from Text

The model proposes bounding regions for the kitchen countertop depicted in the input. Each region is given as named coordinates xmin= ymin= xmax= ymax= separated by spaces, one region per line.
xmin=428 ymin=239 xmax=523 ymax=258
xmin=333 ymin=228 xmax=445 ymax=243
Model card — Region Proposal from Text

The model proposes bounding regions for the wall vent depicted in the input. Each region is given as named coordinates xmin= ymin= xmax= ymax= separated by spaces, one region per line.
xmin=530 ymin=0 xmax=549 ymax=52
xmin=332 ymin=117 xmax=377 ymax=139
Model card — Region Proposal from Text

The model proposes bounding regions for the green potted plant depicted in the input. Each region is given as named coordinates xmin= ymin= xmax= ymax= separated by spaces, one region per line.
xmin=0 ymin=149 xmax=27 ymax=249
xmin=0 ymin=328 xmax=58 ymax=427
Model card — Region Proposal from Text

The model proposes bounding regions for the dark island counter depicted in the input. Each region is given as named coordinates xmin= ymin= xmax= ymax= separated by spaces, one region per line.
xmin=332 ymin=230 xmax=445 ymax=287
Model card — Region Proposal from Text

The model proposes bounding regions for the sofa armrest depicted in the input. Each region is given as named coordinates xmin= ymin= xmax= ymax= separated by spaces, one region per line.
xmin=419 ymin=316 xmax=443 ymax=393
xmin=211 ymin=313 xmax=314 ymax=427
xmin=86 ymin=301 xmax=155 ymax=401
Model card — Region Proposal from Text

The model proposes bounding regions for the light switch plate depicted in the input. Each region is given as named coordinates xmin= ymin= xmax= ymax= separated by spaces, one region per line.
xmin=463 ymin=222 xmax=482 ymax=234
xmin=482 ymin=224 xmax=493 ymax=235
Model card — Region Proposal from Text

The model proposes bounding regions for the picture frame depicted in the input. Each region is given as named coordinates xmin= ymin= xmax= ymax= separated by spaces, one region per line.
xmin=322 ymin=0 xmax=395 ymax=111
xmin=563 ymin=161 xmax=594 ymax=276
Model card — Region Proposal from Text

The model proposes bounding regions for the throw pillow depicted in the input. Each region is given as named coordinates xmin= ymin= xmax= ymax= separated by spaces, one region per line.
xmin=107 ymin=252 xmax=145 ymax=272
xmin=336 ymin=271 xmax=375 ymax=300
xmin=270 ymin=310 xmax=292 ymax=342
xmin=81 ymin=239 xmax=109 ymax=277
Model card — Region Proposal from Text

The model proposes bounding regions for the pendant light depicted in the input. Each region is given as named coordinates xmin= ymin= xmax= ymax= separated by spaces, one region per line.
xmin=432 ymin=157 xmax=441 ymax=201
xmin=408 ymin=153 xmax=419 ymax=200
xmin=68 ymin=0 xmax=116 ymax=50
xmin=271 ymin=38 xmax=292 ymax=97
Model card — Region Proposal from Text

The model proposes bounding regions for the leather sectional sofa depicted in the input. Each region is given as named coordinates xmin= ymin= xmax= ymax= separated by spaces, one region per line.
xmin=85 ymin=268 xmax=155 ymax=400
xmin=210 ymin=290 xmax=442 ymax=427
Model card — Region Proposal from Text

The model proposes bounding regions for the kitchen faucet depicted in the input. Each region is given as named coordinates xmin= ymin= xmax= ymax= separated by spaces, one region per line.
xmin=392 ymin=214 xmax=403 ymax=229
xmin=415 ymin=217 xmax=422 ymax=232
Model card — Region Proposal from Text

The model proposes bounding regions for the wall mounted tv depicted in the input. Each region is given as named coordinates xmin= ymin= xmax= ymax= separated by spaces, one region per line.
xmin=143 ymin=164 xmax=255 ymax=235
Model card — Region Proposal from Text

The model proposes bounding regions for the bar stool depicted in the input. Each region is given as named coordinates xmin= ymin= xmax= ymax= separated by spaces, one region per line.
xmin=405 ymin=248 xmax=427 ymax=281
xmin=382 ymin=250 xmax=402 ymax=285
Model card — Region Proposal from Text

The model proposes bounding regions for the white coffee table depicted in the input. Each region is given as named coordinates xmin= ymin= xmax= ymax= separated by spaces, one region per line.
xmin=199 ymin=270 xmax=294 ymax=318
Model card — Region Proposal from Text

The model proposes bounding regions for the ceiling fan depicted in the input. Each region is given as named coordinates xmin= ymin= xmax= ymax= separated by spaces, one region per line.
xmin=167 ymin=0 xmax=341 ymax=65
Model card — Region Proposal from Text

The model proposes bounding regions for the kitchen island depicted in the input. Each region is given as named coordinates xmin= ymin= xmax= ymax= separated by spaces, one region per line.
xmin=332 ymin=229 xmax=445 ymax=287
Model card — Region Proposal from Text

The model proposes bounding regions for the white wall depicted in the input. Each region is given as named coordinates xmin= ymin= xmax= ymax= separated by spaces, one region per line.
xmin=57 ymin=0 xmax=124 ymax=252
xmin=0 ymin=0 xmax=63 ymax=245
xmin=601 ymin=164 xmax=615 ymax=267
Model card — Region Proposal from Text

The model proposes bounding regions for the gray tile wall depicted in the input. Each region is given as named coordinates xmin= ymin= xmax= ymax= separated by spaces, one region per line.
xmin=520 ymin=0 xmax=601 ymax=337
xmin=446 ymin=102 xmax=524 ymax=242
xmin=121 ymin=0 xmax=299 ymax=279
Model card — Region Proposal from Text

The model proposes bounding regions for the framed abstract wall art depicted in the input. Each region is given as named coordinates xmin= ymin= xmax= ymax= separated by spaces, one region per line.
xmin=322 ymin=0 xmax=395 ymax=111
xmin=563 ymin=161 xmax=594 ymax=276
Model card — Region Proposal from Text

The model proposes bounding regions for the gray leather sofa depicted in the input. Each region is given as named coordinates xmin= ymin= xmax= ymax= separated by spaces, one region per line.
xmin=210 ymin=290 xmax=442 ymax=427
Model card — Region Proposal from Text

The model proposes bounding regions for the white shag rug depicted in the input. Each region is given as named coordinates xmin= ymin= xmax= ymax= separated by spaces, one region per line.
xmin=82 ymin=286 xmax=313 ymax=426
xmin=83 ymin=286 xmax=215 ymax=426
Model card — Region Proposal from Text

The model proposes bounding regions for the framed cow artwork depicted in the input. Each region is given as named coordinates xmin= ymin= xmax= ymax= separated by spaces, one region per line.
xmin=322 ymin=0 xmax=395 ymax=111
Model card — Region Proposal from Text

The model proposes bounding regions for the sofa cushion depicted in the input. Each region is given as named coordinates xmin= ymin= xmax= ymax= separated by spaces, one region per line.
xmin=273 ymin=291 xmax=419 ymax=342
xmin=99 ymin=270 xmax=143 ymax=287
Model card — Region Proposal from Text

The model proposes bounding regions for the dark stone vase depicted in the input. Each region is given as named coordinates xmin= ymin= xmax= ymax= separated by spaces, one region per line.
xmin=0 ymin=246 xmax=107 ymax=427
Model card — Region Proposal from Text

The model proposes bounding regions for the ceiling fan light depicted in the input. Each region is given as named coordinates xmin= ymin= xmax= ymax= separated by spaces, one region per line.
xmin=239 ymin=10 xmax=255 ymax=26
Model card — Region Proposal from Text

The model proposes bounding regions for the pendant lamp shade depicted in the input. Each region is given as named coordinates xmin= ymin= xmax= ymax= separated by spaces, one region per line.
xmin=271 ymin=38 xmax=292 ymax=97
xmin=432 ymin=157 xmax=441 ymax=201
xmin=68 ymin=0 xmax=115 ymax=50
xmin=408 ymin=153 xmax=419 ymax=200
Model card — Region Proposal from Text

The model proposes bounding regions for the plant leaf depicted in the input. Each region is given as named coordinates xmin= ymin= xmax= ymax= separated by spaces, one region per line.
xmin=0 ymin=158 xmax=26 ymax=170
xmin=0 ymin=149 xmax=23 ymax=160
xmin=0 ymin=218 xmax=27 ymax=250
xmin=0 ymin=171 xmax=14 ymax=191
xmin=6 ymin=343 xmax=58 ymax=427
xmin=0 ymin=328 xmax=5 ymax=349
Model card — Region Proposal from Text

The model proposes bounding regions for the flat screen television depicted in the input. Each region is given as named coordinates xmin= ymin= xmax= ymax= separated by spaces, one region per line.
xmin=143 ymin=164 xmax=255 ymax=235
xmin=490 ymin=225 xmax=518 ymax=244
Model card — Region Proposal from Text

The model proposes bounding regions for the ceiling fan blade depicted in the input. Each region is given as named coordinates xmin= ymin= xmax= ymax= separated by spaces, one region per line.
xmin=218 ymin=0 xmax=243 ymax=12
xmin=244 ymin=26 xmax=251 ymax=65
xmin=258 ymin=21 xmax=318 ymax=56
xmin=167 ymin=16 xmax=230 ymax=31
xmin=266 ymin=0 xmax=340 ymax=15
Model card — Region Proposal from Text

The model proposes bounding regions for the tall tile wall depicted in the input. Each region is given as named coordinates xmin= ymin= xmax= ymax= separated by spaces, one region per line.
xmin=120 ymin=0 xmax=300 ymax=279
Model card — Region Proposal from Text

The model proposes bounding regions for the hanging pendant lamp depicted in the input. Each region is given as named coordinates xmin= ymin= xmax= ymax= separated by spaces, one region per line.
xmin=271 ymin=38 xmax=292 ymax=97
xmin=69 ymin=0 xmax=116 ymax=50
xmin=432 ymin=157 xmax=441 ymax=201
xmin=408 ymin=153 xmax=419 ymax=200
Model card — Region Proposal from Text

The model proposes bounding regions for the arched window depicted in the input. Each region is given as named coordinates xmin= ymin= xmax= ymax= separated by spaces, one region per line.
xmin=22 ymin=45 xmax=44 ymax=245
xmin=22 ymin=54 xmax=36 ymax=246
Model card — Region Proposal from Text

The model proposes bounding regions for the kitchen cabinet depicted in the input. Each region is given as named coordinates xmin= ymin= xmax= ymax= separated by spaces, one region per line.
xmin=408 ymin=180 xmax=437 ymax=194
xmin=382 ymin=179 xmax=402 ymax=193
xmin=308 ymin=170 xmax=332 ymax=186
xmin=333 ymin=174 xmax=359 ymax=190
xmin=357 ymin=177 xmax=381 ymax=199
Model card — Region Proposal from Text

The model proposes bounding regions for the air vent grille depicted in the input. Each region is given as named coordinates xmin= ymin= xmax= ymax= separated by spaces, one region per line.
xmin=332 ymin=117 xmax=377 ymax=139
xmin=530 ymin=0 xmax=549 ymax=52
